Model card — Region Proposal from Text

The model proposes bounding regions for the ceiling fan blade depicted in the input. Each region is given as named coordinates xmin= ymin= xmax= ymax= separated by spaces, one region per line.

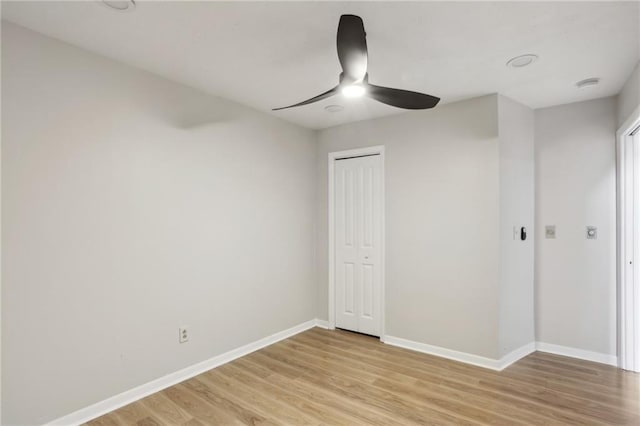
xmin=272 ymin=86 xmax=339 ymax=111
xmin=366 ymin=84 xmax=440 ymax=110
xmin=337 ymin=15 xmax=368 ymax=83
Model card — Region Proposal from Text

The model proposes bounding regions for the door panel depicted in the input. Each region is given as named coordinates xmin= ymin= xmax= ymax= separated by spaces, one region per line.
xmin=344 ymin=168 xmax=355 ymax=247
xmin=343 ymin=262 xmax=355 ymax=314
xmin=334 ymin=154 xmax=382 ymax=336
xmin=361 ymin=264 xmax=374 ymax=318
xmin=335 ymin=164 xmax=359 ymax=331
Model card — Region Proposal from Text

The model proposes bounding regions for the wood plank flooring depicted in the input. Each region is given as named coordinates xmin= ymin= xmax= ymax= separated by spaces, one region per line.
xmin=86 ymin=327 xmax=640 ymax=425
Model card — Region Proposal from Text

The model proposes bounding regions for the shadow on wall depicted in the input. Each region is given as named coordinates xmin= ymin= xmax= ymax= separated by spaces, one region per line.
xmin=134 ymin=86 xmax=242 ymax=129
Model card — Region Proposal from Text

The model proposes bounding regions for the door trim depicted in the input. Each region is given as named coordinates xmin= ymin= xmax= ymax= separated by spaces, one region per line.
xmin=328 ymin=146 xmax=385 ymax=340
xmin=617 ymin=105 xmax=640 ymax=371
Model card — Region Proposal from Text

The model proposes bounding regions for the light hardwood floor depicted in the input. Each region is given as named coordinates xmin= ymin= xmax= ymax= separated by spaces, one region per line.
xmin=86 ymin=327 xmax=640 ymax=425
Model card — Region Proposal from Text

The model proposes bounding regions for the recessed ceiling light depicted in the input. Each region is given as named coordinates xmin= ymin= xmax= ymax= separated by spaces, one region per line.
xmin=506 ymin=54 xmax=538 ymax=68
xmin=324 ymin=105 xmax=344 ymax=113
xmin=576 ymin=78 xmax=600 ymax=89
xmin=101 ymin=0 xmax=136 ymax=12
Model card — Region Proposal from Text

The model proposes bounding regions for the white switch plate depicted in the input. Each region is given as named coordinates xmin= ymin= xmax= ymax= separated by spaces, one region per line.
xmin=545 ymin=225 xmax=556 ymax=239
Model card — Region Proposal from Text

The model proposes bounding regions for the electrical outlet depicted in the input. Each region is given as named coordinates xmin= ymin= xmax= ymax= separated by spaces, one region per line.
xmin=179 ymin=326 xmax=189 ymax=343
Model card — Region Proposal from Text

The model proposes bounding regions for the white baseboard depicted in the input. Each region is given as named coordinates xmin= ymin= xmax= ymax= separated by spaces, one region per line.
xmin=315 ymin=319 xmax=330 ymax=329
xmin=384 ymin=336 xmax=620 ymax=370
xmin=536 ymin=342 xmax=618 ymax=367
xmin=384 ymin=335 xmax=500 ymax=370
xmin=499 ymin=342 xmax=536 ymax=370
xmin=384 ymin=335 xmax=534 ymax=371
xmin=42 ymin=323 xmax=620 ymax=425
xmin=46 ymin=319 xmax=321 ymax=426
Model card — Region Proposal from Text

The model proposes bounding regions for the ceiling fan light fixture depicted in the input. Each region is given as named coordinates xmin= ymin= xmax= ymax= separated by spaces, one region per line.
xmin=506 ymin=54 xmax=538 ymax=68
xmin=272 ymin=15 xmax=439 ymax=111
xmin=101 ymin=0 xmax=136 ymax=12
xmin=341 ymin=84 xmax=366 ymax=98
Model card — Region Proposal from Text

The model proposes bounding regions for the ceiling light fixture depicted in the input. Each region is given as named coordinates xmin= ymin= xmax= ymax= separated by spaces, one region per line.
xmin=341 ymin=84 xmax=366 ymax=98
xmin=272 ymin=15 xmax=439 ymax=111
xmin=324 ymin=105 xmax=344 ymax=113
xmin=506 ymin=54 xmax=538 ymax=68
xmin=576 ymin=78 xmax=600 ymax=89
xmin=101 ymin=0 xmax=136 ymax=12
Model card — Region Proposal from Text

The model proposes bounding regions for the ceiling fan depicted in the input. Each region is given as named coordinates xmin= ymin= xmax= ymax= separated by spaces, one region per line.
xmin=273 ymin=14 xmax=440 ymax=111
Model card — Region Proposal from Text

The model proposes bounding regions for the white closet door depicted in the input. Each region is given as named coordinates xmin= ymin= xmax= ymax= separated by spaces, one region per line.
xmin=334 ymin=154 xmax=382 ymax=336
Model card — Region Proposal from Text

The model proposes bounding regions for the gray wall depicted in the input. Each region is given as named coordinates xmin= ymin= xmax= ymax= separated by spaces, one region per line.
xmin=1 ymin=23 xmax=317 ymax=425
xmin=497 ymin=96 xmax=535 ymax=357
xmin=534 ymin=97 xmax=617 ymax=356
xmin=317 ymin=95 xmax=502 ymax=359
xmin=617 ymin=61 xmax=639 ymax=127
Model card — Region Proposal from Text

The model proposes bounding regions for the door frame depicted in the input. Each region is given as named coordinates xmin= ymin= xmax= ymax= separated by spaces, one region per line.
xmin=617 ymin=105 xmax=640 ymax=371
xmin=328 ymin=145 xmax=386 ymax=340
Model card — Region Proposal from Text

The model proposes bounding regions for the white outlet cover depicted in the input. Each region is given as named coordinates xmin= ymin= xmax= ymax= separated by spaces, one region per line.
xmin=179 ymin=327 xmax=189 ymax=343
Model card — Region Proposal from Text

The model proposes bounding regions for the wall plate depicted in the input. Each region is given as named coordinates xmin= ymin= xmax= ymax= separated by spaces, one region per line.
xmin=545 ymin=225 xmax=556 ymax=239
xmin=179 ymin=326 xmax=189 ymax=343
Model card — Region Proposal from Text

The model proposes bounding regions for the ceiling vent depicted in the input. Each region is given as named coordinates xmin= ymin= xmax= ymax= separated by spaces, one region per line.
xmin=324 ymin=105 xmax=344 ymax=113
xmin=576 ymin=78 xmax=600 ymax=89
xmin=101 ymin=0 xmax=136 ymax=12
xmin=506 ymin=54 xmax=538 ymax=68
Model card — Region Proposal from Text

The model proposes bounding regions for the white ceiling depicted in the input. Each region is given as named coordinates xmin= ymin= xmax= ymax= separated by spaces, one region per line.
xmin=2 ymin=1 xmax=639 ymax=129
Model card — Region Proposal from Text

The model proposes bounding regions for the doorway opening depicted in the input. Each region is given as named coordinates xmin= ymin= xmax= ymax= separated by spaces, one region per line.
xmin=328 ymin=146 xmax=385 ymax=340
